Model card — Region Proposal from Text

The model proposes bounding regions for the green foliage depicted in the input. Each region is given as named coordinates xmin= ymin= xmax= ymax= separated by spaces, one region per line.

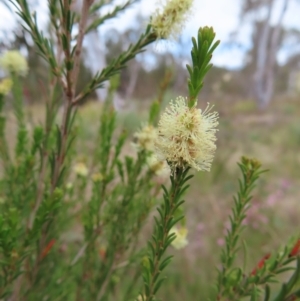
xmin=216 ymin=157 xmax=300 ymax=301
xmin=78 ymin=26 xmax=157 ymax=102
xmin=0 ymin=67 xmax=161 ymax=300
xmin=141 ymin=168 xmax=193 ymax=301
xmin=186 ymin=26 xmax=220 ymax=107
xmin=86 ymin=0 xmax=138 ymax=34
xmin=1 ymin=0 xmax=163 ymax=299
xmin=0 ymin=1 xmax=298 ymax=301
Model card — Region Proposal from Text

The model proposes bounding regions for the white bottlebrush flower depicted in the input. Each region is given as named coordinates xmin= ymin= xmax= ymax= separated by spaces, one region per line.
xmin=133 ymin=124 xmax=157 ymax=152
xmin=170 ymin=226 xmax=188 ymax=250
xmin=155 ymin=96 xmax=219 ymax=172
xmin=0 ymin=78 xmax=13 ymax=96
xmin=146 ymin=154 xmax=170 ymax=177
xmin=0 ymin=50 xmax=28 ymax=76
xmin=73 ymin=162 xmax=88 ymax=177
xmin=150 ymin=0 xmax=193 ymax=40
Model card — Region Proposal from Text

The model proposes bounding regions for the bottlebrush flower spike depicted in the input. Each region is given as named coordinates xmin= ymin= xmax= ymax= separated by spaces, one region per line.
xmin=155 ymin=96 xmax=218 ymax=172
xmin=146 ymin=154 xmax=170 ymax=176
xmin=0 ymin=78 xmax=13 ymax=96
xmin=0 ymin=50 xmax=28 ymax=76
xmin=170 ymin=226 xmax=188 ymax=250
xmin=150 ymin=0 xmax=194 ymax=40
xmin=74 ymin=162 xmax=88 ymax=177
xmin=133 ymin=124 xmax=157 ymax=152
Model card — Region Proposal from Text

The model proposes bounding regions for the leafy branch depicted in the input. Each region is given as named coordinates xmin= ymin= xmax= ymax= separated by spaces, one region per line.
xmin=186 ymin=26 xmax=220 ymax=107
xmin=85 ymin=0 xmax=138 ymax=34
xmin=74 ymin=27 xmax=157 ymax=103
xmin=141 ymin=167 xmax=193 ymax=301
xmin=10 ymin=0 xmax=60 ymax=76
xmin=216 ymin=157 xmax=300 ymax=301
xmin=216 ymin=157 xmax=265 ymax=300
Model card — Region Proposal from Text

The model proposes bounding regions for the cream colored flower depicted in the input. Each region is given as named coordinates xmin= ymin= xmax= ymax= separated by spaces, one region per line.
xmin=92 ymin=172 xmax=104 ymax=182
xmin=0 ymin=51 xmax=28 ymax=76
xmin=170 ymin=226 xmax=188 ymax=250
xmin=66 ymin=182 xmax=73 ymax=190
xmin=155 ymin=96 xmax=218 ymax=172
xmin=136 ymin=294 xmax=146 ymax=301
xmin=74 ymin=162 xmax=88 ymax=177
xmin=150 ymin=0 xmax=193 ymax=40
xmin=133 ymin=124 xmax=157 ymax=152
xmin=0 ymin=78 xmax=13 ymax=96
xmin=146 ymin=154 xmax=170 ymax=177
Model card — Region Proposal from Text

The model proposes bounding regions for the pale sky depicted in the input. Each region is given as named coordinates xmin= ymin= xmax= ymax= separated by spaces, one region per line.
xmin=0 ymin=0 xmax=299 ymax=68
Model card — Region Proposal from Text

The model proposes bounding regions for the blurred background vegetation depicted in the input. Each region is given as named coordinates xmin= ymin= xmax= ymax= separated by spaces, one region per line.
xmin=0 ymin=0 xmax=300 ymax=299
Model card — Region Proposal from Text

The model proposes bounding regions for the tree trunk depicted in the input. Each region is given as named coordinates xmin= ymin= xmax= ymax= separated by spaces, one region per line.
xmin=254 ymin=0 xmax=274 ymax=109
xmin=261 ymin=0 xmax=288 ymax=109
xmin=254 ymin=0 xmax=289 ymax=109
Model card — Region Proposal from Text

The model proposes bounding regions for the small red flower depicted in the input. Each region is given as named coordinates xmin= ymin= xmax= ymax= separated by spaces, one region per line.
xmin=40 ymin=239 xmax=56 ymax=260
xmin=289 ymin=239 xmax=300 ymax=257
xmin=251 ymin=253 xmax=271 ymax=275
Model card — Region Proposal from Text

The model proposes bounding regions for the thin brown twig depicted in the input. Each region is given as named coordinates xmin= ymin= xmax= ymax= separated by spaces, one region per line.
xmin=72 ymin=0 xmax=94 ymax=93
xmin=24 ymin=3 xmax=94 ymax=296
xmin=51 ymin=0 xmax=73 ymax=190
xmin=62 ymin=0 xmax=73 ymax=97
xmin=51 ymin=0 xmax=93 ymax=191
xmin=21 ymin=1 xmax=94 ymax=296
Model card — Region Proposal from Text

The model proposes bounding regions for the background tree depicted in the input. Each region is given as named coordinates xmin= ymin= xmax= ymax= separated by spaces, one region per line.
xmin=237 ymin=0 xmax=297 ymax=109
